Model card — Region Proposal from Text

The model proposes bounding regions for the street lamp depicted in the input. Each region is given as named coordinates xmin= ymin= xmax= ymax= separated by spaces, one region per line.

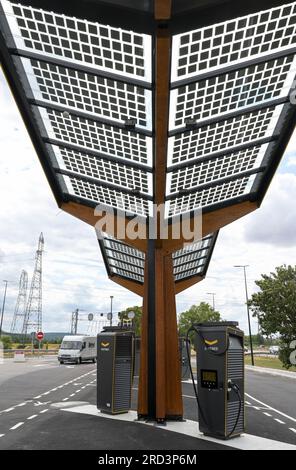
xmin=207 ymin=292 xmax=216 ymax=310
xmin=0 ymin=280 xmax=9 ymax=338
xmin=110 ymin=295 xmax=114 ymax=326
xmin=234 ymin=265 xmax=254 ymax=366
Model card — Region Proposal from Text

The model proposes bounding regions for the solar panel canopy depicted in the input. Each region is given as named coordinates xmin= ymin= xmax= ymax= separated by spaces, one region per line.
xmin=0 ymin=0 xmax=296 ymax=287
xmin=99 ymin=232 xmax=217 ymax=286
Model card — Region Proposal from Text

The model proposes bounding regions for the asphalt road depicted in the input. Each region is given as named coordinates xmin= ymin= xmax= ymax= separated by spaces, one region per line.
xmin=0 ymin=356 xmax=295 ymax=449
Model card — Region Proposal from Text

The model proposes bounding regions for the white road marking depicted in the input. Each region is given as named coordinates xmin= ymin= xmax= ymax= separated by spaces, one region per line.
xmin=263 ymin=412 xmax=272 ymax=417
xmin=0 ymin=434 xmax=5 ymax=438
xmin=289 ymin=428 xmax=296 ymax=433
xmin=40 ymin=409 xmax=48 ymax=414
xmin=245 ymin=401 xmax=251 ymax=405
xmin=27 ymin=415 xmax=38 ymax=420
xmin=10 ymin=422 xmax=24 ymax=430
xmin=62 ymin=398 xmax=69 ymax=401
xmin=274 ymin=419 xmax=285 ymax=424
xmin=34 ymin=401 xmax=51 ymax=407
xmin=70 ymin=394 xmax=75 ymax=397
xmin=0 ymin=368 xmax=96 ymax=416
xmin=245 ymin=393 xmax=296 ymax=424
xmin=63 ymin=406 xmax=296 ymax=450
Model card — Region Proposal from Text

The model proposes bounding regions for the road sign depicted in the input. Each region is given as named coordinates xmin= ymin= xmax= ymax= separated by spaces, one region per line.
xmin=36 ymin=331 xmax=44 ymax=341
xmin=88 ymin=313 xmax=94 ymax=321
xmin=107 ymin=312 xmax=112 ymax=321
xmin=128 ymin=311 xmax=135 ymax=320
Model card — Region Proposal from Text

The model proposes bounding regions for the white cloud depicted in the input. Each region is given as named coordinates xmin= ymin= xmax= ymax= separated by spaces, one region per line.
xmin=244 ymin=173 xmax=296 ymax=246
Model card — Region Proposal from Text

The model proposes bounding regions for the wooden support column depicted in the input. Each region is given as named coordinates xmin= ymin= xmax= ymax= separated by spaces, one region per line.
xmin=138 ymin=257 xmax=149 ymax=417
xmin=138 ymin=0 xmax=182 ymax=421
xmin=162 ymin=254 xmax=183 ymax=418
xmin=138 ymin=243 xmax=183 ymax=421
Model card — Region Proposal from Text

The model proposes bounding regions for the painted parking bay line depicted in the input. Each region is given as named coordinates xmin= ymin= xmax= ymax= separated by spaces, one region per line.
xmin=10 ymin=422 xmax=24 ymax=430
xmin=245 ymin=393 xmax=296 ymax=424
xmin=275 ymin=419 xmax=285 ymax=424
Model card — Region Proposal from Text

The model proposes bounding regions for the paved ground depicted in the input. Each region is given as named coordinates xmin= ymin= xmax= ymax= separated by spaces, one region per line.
xmin=0 ymin=356 xmax=295 ymax=450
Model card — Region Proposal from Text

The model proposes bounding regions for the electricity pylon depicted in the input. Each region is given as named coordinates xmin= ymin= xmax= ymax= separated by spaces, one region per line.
xmin=10 ymin=270 xmax=28 ymax=334
xmin=22 ymin=233 xmax=44 ymax=336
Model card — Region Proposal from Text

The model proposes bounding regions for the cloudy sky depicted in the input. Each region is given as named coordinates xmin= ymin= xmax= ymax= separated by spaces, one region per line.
xmin=1 ymin=67 xmax=296 ymax=336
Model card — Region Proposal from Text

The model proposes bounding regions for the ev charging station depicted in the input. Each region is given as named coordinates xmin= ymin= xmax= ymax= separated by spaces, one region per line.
xmin=97 ymin=330 xmax=134 ymax=415
xmin=194 ymin=322 xmax=245 ymax=439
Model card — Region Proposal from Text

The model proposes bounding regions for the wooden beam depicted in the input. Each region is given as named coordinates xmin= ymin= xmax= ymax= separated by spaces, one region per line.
xmin=61 ymin=201 xmax=147 ymax=252
xmin=162 ymin=201 xmax=258 ymax=253
xmin=154 ymin=27 xmax=171 ymax=248
xmin=175 ymin=275 xmax=204 ymax=295
xmin=154 ymin=0 xmax=172 ymax=20
xmin=109 ymin=274 xmax=144 ymax=297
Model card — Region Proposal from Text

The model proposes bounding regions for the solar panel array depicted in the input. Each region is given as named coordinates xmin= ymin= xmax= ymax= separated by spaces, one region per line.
xmin=166 ymin=1 xmax=296 ymax=217
xmin=0 ymin=0 xmax=295 ymax=287
xmin=0 ymin=0 xmax=153 ymax=218
xmin=99 ymin=233 xmax=217 ymax=284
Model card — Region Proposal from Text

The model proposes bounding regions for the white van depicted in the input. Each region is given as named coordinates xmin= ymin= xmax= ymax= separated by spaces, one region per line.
xmin=58 ymin=335 xmax=97 ymax=364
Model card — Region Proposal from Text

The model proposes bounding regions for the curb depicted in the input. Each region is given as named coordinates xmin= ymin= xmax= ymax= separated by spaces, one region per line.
xmin=246 ymin=365 xmax=296 ymax=379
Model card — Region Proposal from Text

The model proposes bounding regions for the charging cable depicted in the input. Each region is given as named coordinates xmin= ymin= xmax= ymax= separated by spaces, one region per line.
xmin=226 ymin=380 xmax=242 ymax=438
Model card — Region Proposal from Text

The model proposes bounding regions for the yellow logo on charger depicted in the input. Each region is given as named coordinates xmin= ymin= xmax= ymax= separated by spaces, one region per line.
xmin=101 ymin=342 xmax=110 ymax=348
xmin=204 ymin=339 xmax=218 ymax=346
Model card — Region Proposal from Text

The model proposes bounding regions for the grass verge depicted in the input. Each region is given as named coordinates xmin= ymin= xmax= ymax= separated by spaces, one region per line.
xmin=245 ymin=355 xmax=296 ymax=372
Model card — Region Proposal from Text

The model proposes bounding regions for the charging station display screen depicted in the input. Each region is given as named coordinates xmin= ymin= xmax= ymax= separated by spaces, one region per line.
xmin=201 ymin=369 xmax=218 ymax=389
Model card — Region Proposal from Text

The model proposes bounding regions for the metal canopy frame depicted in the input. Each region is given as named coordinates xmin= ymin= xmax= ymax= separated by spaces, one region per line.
xmin=98 ymin=231 xmax=218 ymax=286
xmin=1 ymin=0 xmax=296 ymax=422
xmin=2 ymin=1 xmax=294 ymax=35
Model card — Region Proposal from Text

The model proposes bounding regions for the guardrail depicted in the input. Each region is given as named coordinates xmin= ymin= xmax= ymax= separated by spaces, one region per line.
xmin=2 ymin=349 xmax=58 ymax=357
xmin=244 ymin=351 xmax=278 ymax=356
xmin=3 ymin=349 xmax=58 ymax=353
